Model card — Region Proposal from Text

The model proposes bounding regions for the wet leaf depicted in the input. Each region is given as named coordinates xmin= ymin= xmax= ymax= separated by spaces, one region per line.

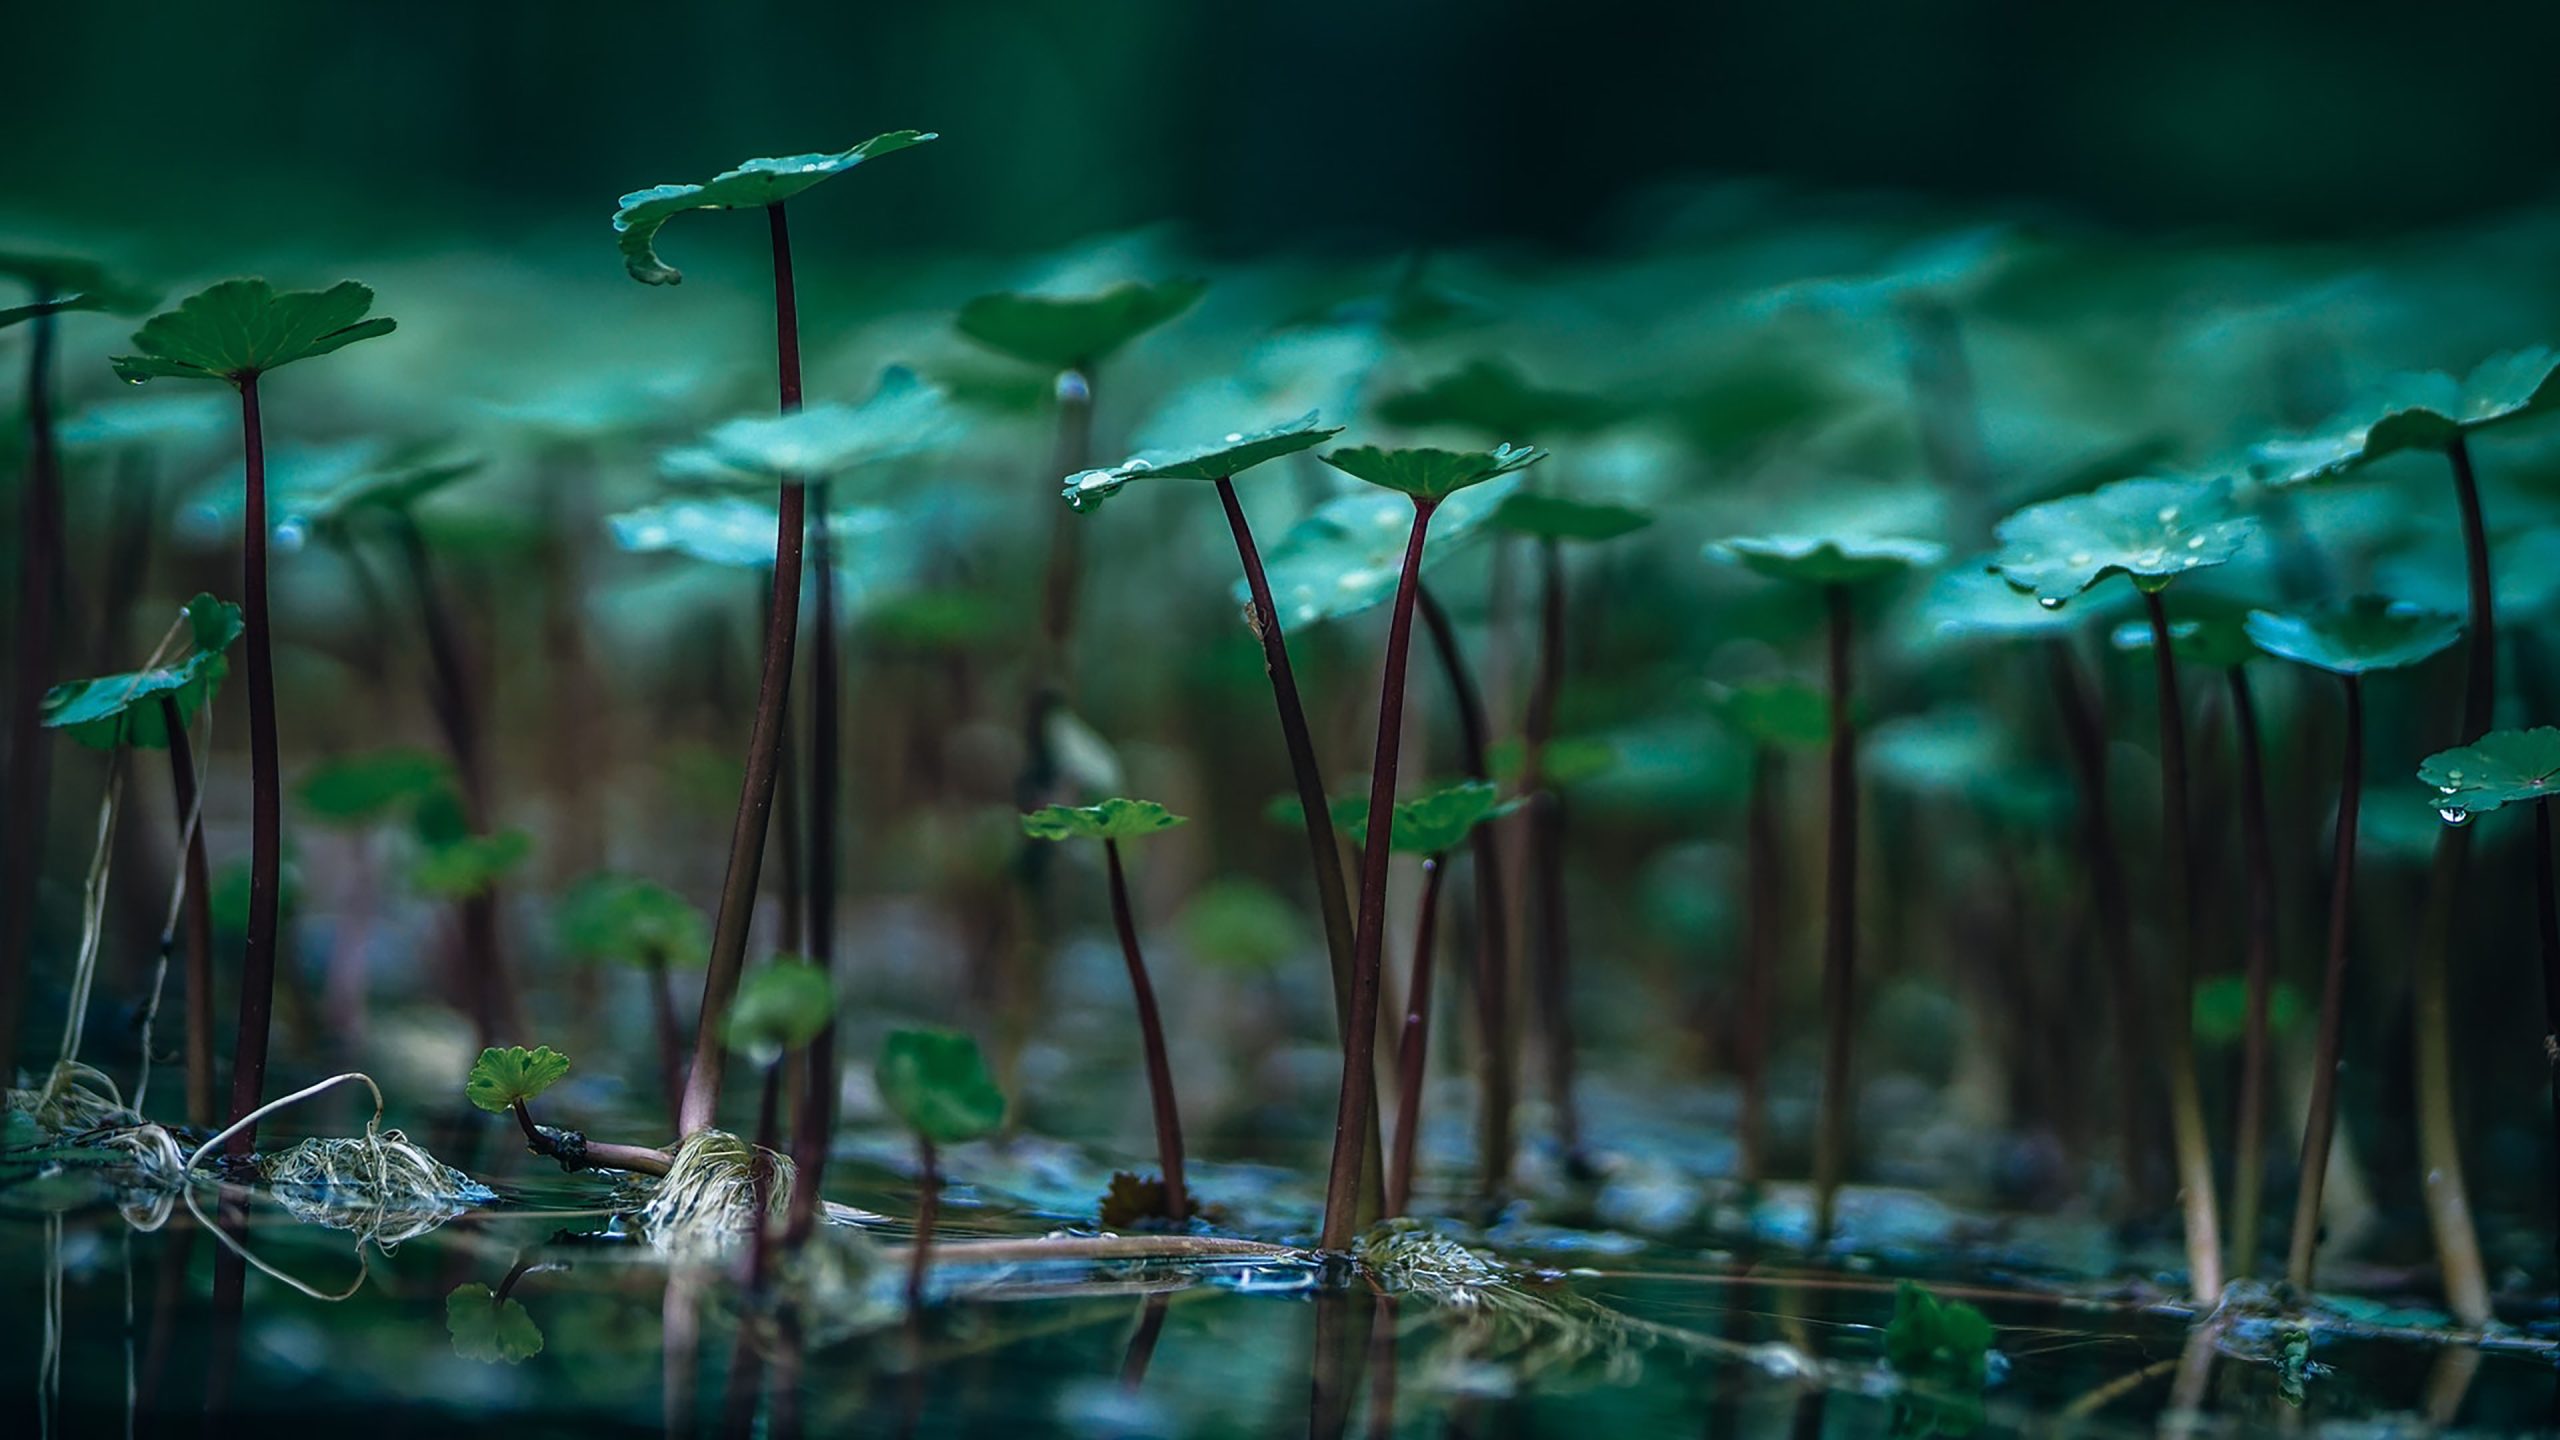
xmin=1914 ymin=563 xmax=2127 ymax=643
xmin=613 ymin=131 xmax=937 ymax=285
xmin=1321 ymin=442 xmax=1547 ymax=502
xmin=465 ymin=1045 xmax=570 ymax=1113
xmin=702 ymin=367 xmax=959 ymax=478
xmin=1060 ymin=411 xmax=1341 ymax=512
xmin=296 ymin=748 xmax=453 ymax=825
xmin=1373 ymin=358 xmax=1619 ymax=438
xmin=876 ymin=1027 xmax=1006 ymax=1144
xmin=445 ymin=1283 xmax=544 ymax=1364
xmin=2243 ymin=596 xmax=2462 ymax=676
xmin=1713 ymin=532 xmax=1944 ymax=588
xmin=1249 ymin=477 xmax=1521 ymax=628
xmin=2109 ymin=610 xmax=2261 ymax=670
xmin=2417 ymin=726 xmax=2560 ymax=819
xmin=1707 ymin=679 xmax=1831 ymax=749
xmin=0 ymin=249 xmax=155 ymax=329
xmin=955 ymin=278 xmax=1205 ymax=371
xmin=1020 ymin=797 xmax=1186 ymax=843
xmin=1489 ymin=492 xmax=1652 ymax=543
xmin=1339 ymin=779 xmax=1518 ymax=855
xmin=554 ymin=873 xmax=708 ymax=968
xmin=39 ymin=593 xmax=241 ymax=750
xmin=111 ymin=279 xmax=394 ymax=384
xmin=414 ymin=829 xmax=534 ymax=899
xmin=1989 ymin=476 xmax=2254 ymax=604
xmin=725 ymin=959 xmax=835 ymax=1064
xmin=2253 ymin=348 xmax=2560 ymax=483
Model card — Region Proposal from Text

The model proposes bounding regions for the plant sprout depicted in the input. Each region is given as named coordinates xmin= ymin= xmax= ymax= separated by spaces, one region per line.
xmin=1993 ymin=474 xmax=2255 ymax=1301
xmin=1022 ymin=797 xmax=1194 ymax=1222
xmin=876 ymin=1026 xmax=1007 ymax=1311
xmin=1712 ymin=531 xmax=1943 ymax=1244
xmin=722 ymin=960 xmax=834 ymax=1267
xmin=1313 ymin=442 xmax=1546 ymax=1251
xmin=2243 ymin=597 xmax=2461 ymax=1292
xmin=613 ymin=130 xmax=936 ymax=1142
xmin=466 ymin=1043 xmax=671 ymax=1178
xmin=555 ymin=874 xmax=710 ymax=1116
xmin=446 ymin=1281 xmax=543 ymax=1365
xmin=111 ymin=277 xmax=397 ymax=1157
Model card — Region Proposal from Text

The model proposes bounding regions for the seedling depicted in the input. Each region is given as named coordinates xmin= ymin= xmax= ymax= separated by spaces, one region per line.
xmin=1312 ymin=442 xmax=1546 ymax=1251
xmin=465 ymin=1043 xmax=670 ymax=1178
xmin=1492 ymin=491 xmax=1652 ymax=1175
xmin=613 ymin=130 xmax=936 ymax=1141
xmin=1022 ymin=797 xmax=1194 ymax=1222
xmin=555 ymin=874 xmax=711 ymax=1116
xmin=722 ymin=960 xmax=834 ymax=1262
xmin=876 ymin=1026 xmax=1007 ymax=1310
xmin=2417 ymin=726 xmax=2560 ymax=1280
xmin=445 ymin=1280 xmax=543 ymax=1365
xmin=40 ymin=594 xmax=241 ymax=1128
xmin=1884 ymin=1280 xmax=1996 ymax=1436
xmin=2245 ymin=597 xmax=2461 ymax=1291
xmin=1992 ymin=474 xmax=2255 ymax=1300
xmin=1713 ymin=532 xmax=1943 ymax=1244
xmin=112 ymin=277 xmax=397 ymax=1158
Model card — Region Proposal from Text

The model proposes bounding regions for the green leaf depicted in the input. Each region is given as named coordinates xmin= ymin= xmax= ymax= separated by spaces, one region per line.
xmin=702 ymin=367 xmax=958 ymax=479
xmin=39 ymin=593 xmax=242 ymax=750
xmin=1321 ymin=442 xmax=1548 ymax=503
xmin=1061 ymin=412 xmax=1342 ymax=511
xmin=111 ymin=279 xmax=394 ymax=384
xmin=955 ymin=278 xmax=1206 ymax=371
xmin=1020 ymin=796 xmax=1187 ymax=843
xmin=1990 ymin=476 xmax=2256 ymax=604
xmin=725 ymin=959 xmax=835 ymax=1063
xmin=0 ymin=249 xmax=156 ymax=330
xmin=1488 ymin=491 xmax=1651 ymax=543
xmin=554 ymin=873 xmax=707 ymax=968
xmin=1914 ymin=563 xmax=2125 ymax=644
xmin=876 ymin=1027 xmax=1006 ymax=1144
xmin=2108 ymin=611 xmax=2261 ymax=670
xmin=1885 ymin=1280 xmax=1993 ymax=1389
xmin=1707 ymin=680 xmax=1832 ymax=749
xmin=2242 ymin=596 xmax=2462 ymax=676
xmin=415 ymin=829 xmax=534 ymax=899
xmin=1339 ymin=779 xmax=1518 ymax=855
xmin=609 ymin=496 xmax=781 ymax=570
xmin=2418 ymin=726 xmax=2560 ymax=820
xmin=445 ymin=1283 xmax=544 ymax=1364
xmin=612 ymin=131 xmax=938 ymax=285
xmin=2195 ymin=975 xmax=2307 ymax=1046
xmin=2254 ymin=348 xmax=2560 ymax=483
xmin=1176 ymin=880 xmax=1303 ymax=975
xmin=1713 ymin=533 xmax=1944 ymax=588
xmin=296 ymin=748 xmax=454 ymax=825
xmin=1249 ymin=478 xmax=1522 ymax=629
xmin=298 ymin=455 xmax=485 ymax=535
xmin=465 ymin=1045 xmax=570 ymax=1113
xmin=1373 ymin=358 xmax=1619 ymax=438
xmin=1488 ymin=734 xmax=1619 ymax=789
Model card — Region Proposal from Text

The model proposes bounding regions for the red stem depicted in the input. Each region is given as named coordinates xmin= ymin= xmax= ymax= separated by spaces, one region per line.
xmin=1522 ymin=538 xmax=1581 ymax=1168
xmin=907 ymin=1135 xmax=941 ymax=1314
xmin=1387 ymin=856 xmax=1447 ymax=1216
xmin=2287 ymin=671 xmax=2362 ymax=1290
xmin=1811 ymin=583 xmax=1858 ymax=1243
xmin=787 ymin=482 xmax=841 ymax=1246
xmin=223 ymin=373 xmax=282 ymax=1159
xmin=161 ymin=695 xmax=218 ymax=1130
xmin=1739 ymin=745 xmax=1779 ymax=1186
xmin=2227 ymin=665 xmax=2278 ymax=1275
xmin=1105 ymin=836 xmax=1188 ymax=1220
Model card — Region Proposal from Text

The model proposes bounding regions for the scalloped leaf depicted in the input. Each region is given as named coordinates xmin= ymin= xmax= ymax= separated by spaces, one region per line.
xmin=555 ymin=873 xmax=709 ymax=968
xmin=1061 ymin=412 xmax=1341 ymax=511
xmin=1990 ymin=476 xmax=2255 ymax=604
xmin=1339 ymin=779 xmax=1519 ymax=855
xmin=445 ymin=1284 xmax=544 ymax=1365
xmin=111 ymin=279 xmax=394 ymax=384
xmin=876 ymin=1027 xmax=1006 ymax=1144
xmin=1489 ymin=492 xmax=1651 ymax=543
xmin=2254 ymin=348 xmax=2560 ymax=483
xmin=2418 ymin=727 xmax=2560 ymax=820
xmin=1373 ymin=358 xmax=1619 ymax=438
xmin=1176 ymin=879 xmax=1303 ymax=975
xmin=1707 ymin=679 xmax=1832 ymax=749
xmin=955 ymin=278 xmax=1206 ymax=371
xmin=2242 ymin=596 xmax=2461 ymax=676
xmin=0 ymin=249 xmax=156 ymax=330
xmin=464 ymin=1045 xmax=570 ymax=1113
xmin=1321 ymin=442 xmax=1547 ymax=503
xmin=1885 ymin=1279 xmax=1994 ymax=1389
xmin=2108 ymin=611 xmax=2261 ymax=670
xmin=1021 ymin=796 xmax=1187 ymax=843
xmin=1712 ymin=533 xmax=1944 ymax=588
xmin=40 ymin=593 xmax=242 ymax=750
xmin=612 ymin=131 xmax=937 ymax=284
xmin=609 ymin=497 xmax=782 ymax=569
xmin=1246 ymin=477 xmax=1521 ymax=629
xmin=703 ymin=367 xmax=959 ymax=479
xmin=725 ymin=959 xmax=835 ymax=1063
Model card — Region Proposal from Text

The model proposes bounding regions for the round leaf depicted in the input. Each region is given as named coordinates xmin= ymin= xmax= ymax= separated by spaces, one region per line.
xmin=111 ymin=279 xmax=395 ymax=384
xmin=955 ymin=278 xmax=1206 ymax=371
xmin=2242 ymin=596 xmax=2462 ymax=676
xmin=464 ymin=1045 xmax=571 ymax=1113
xmin=1712 ymin=533 xmax=1944 ymax=588
xmin=0 ymin=249 xmax=156 ymax=330
xmin=1488 ymin=492 xmax=1652 ymax=543
xmin=703 ymin=367 xmax=958 ymax=479
xmin=445 ymin=1284 xmax=544 ymax=1365
xmin=39 ymin=593 xmax=241 ymax=750
xmin=1020 ymin=797 xmax=1187 ymax=843
xmin=1708 ymin=680 xmax=1831 ymax=749
xmin=1989 ymin=476 xmax=2255 ymax=605
xmin=1247 ymin=477 xmax=1521 ymax=629
xmin=725 ymin=960 xmax=836 ymax=1063
xmin=297 ymin=748 xmax=454 ymax=825
xmin=1061 ymin=412 xmax=1342 ymax=511
xmin=2418 ymin=727 xmax=2560 ymax=820
xmin=415 ymin=830 xmax=534 ymax=900
xmin=298 ymin=456 xmax=484 ymax=535
xmin=1320 ymin=442 xmax=1547 ymax=503
xmin=875 ymin=1027 xmax=1006 ymax=1144
xmin=555 ymin=874 xmax=708 ymax=968
xmin=613 ymin=131 xmax=937 ymax=285
xmin=609 ymin=497 xmax=780 ymax=570
xmin=1339 ymin=779 xmax=1518 ymax=855
xmin=1373 ymin=358 xmax=1618 ymax=438
xmin=2254 ymin=348 xmax=2560 ymax=483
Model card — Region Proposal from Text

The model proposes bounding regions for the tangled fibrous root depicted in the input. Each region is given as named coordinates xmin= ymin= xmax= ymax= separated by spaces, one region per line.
xmin=1354 ymin=1220 xmax=1647 ymax=1395
xmin=5 ymin=1062 xmax=136 ymax=1135
xmin=265 ymin=1125 xmax=493 ymax=1250
xmin=625 ymin=1129 xmax=794 ymax=1253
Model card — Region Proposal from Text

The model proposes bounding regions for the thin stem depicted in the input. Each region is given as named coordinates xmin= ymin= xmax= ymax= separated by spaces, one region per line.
xmin=1320 ymin=496 xmax=1438 ymax=1252
xmin=676 ymin=201 xmax=808 ymax=1138
xmin=2287 ymin=672 xmax=2362 ymax=1291
xmin=1214 ymin=475 xmax=1381 ymax=1216
xmin=745 ymin=1058 xmax=784 ymax=1290
xmin=161 ymin=695 xmax=218 ymax=1130
xmin=2047 ymin=639 xmax=2152 ymax=1211
xmin=2 ymin=307 xmax=60 ymax=1087
xmin=2536 ymin=801 xmax=2560 ymax=1290
xmin=1104 ymin=836 xmax=1187 ymax=1221
xmin=1387 ymin=855 xmax=1447 ymax=1217
xmin=2449 ymin=435 xmax=2497 ymax=739
xmin=224 ymin=373 xmax=283 ymax=1160
xmin=507 ymin=1095 xmax=674 ymax=1176
xmin=2226 ymin=665 xmax=2278 ymax=1277
xmin=1119 ymin=1293 xmax=1171 ymax=1391
xmin=1739 ymin=745 xmax=1780 ymax=1186
xmin=1522 ymin=537 xmax=1580 ymax=1168
xmin=1412 ymin=582 xmax=1515 ymax=1201
xmin=787 ymin=482 xmax=842 ymax=1246
xmin=1812 ymin=583 xmax=1859 ymax=1244
xmin=907 ymin=1135 xmax=941 ymax=1315
xmin=2143 ymin=588 xmax=2223 ymax=1302
xmin=1037 ymin=369 xmax=1096 ymax=692
xmin=648 ymin=951 xmax=683 ymax=1119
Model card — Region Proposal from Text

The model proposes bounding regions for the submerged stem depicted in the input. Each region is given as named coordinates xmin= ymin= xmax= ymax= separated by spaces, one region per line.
xmin=2286 ymin=672 xmax=2362 ymax=1291
xmin=2142 ymin=588 xmax=2223 ymax=1302
xmin=1386 ymin=855 xmax=1447 ymax=1217
xmin=1105 ymin=836 xmax=1187 ymax=1221
xmin=1812 ymin=582 xmax=1859 ymax=1245
xmin=161 ymin=695 xmax=218 ymax=1131
xmin=224 ymin=372 xmax=284 ymax=1160
xmin=2226 ymin=665 xmax=2277 ymax=1277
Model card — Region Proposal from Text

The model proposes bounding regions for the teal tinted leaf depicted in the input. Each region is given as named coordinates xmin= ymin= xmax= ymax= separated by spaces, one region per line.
xmin=2195 ymin=976 xmax=2306 ymax=1046
xmin=1248 ymin=477 xmax=1521 ymax=628
xmin=554 ymin=873 xmax=708 ymax=968
xmin=704 ymin=367 xmax=959 ymax=478
xmin=1373 ymin=358 xmax=1618 ymax=438
xmin=1321 ymin=442 xmax=1548 ymax=502
xmin=445 ymin=1284 xmax=543 ymax=1364
xmin=1713 ymin=533 xmax=1944 ymax=588
xmin=876 ymin=1027 xmax=1006 ymax=1144
xmin=415 ymin=830 xmax=534 ymax=899
xmin=39 ymin=593 xmax=241 ymax=750
xmin=1914 ymin=563 xmax=2127 ymax=643
xmin=2243 ymin=597 xmax=2461 ymax=676
xmin=2418 ymin=727 xmax=2560 ymax=819
xmin=1990 ymin=476 xmax=2255 ymax=604
xmin=725 ymin=959 xmax=835 ymax=1063
xmin=1708 ymin=680 xmax=1831 ymax=749
xmin=1489 ymin=492 xmax=1652 ymax=543
xmin=111 ymin=279 xmax=394 ymax=384
xmin=299 ymin=456 xmax=484 ymax=535
xmin=609 ymin=497 xmax=779 ymax=569
xmin=464 ymin=1045 xmax=570 ymax=1112
xmin=0 ymin=250 xmax=155 ymax=330
xmin=296 ymin=748 xmax=453 ymax=824
xmin=1061 ymin=412 xmax=1341 ymax=511
xmin=1176 ymin=880 xmax=1303 ymax=975
xmin=58 ymin=391 xmax=233 ymax=450
xmin=2108 ymin=612 xmax=2261 ymax=670
xmin=955 ymin=278 xmax=1206 ymax=370
xmin=1339 ymin=779 xmax=1518 ymax=855
xmin=1488 ymin=734 xmax=1619 ymax=789
xmin=2254 ymin=348 xmax=2560 ymax=483
xmin=613 ymin=131 xmax=937 ymax=285
xmin=1020 ymin=796 xmax=1187 ymax=843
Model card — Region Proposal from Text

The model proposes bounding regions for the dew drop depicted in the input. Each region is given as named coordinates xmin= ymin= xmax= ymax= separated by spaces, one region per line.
xmin=2186 ymin=535 xmax=2207 ymax=550
xmin=1224 ymin=432 xmax=1244 ymax=444
xmin=2069 ymin=551 xmax=2092 ymax=566
xmin=2438 ymin=805 xmax=2473 ymax=827
xmin=2037 ymin=596 xmax=2065 ymax=611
